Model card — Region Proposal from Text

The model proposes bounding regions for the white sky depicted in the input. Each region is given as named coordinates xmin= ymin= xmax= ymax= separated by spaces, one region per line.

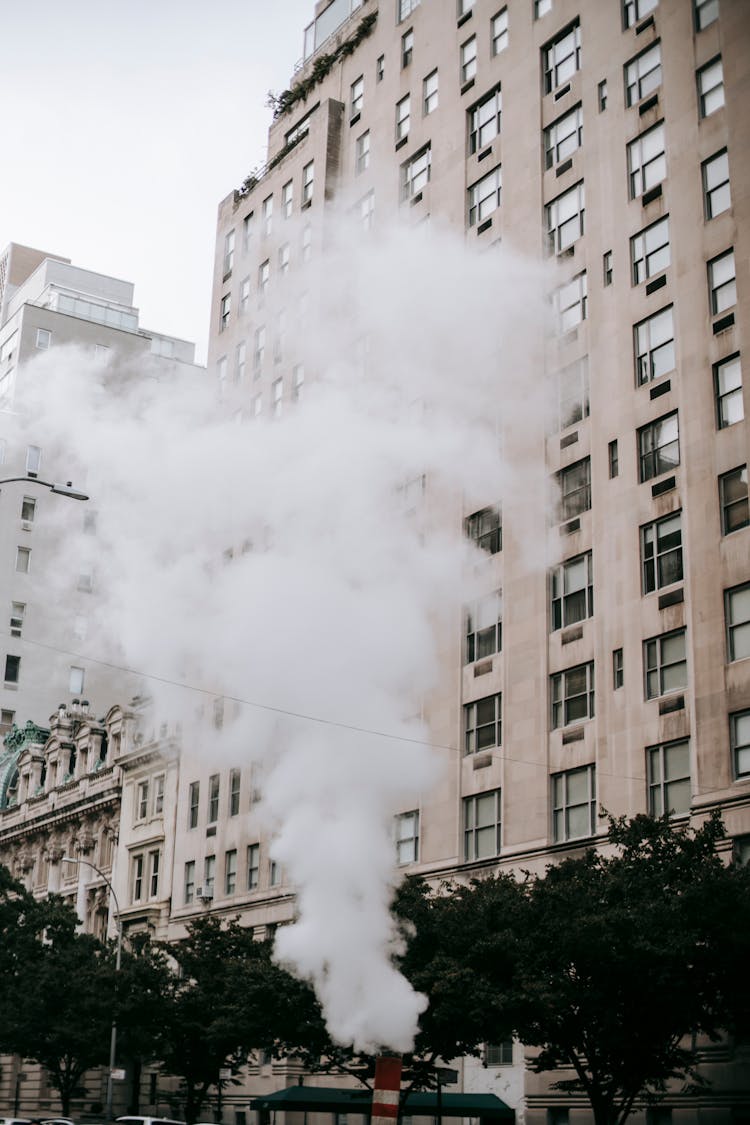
xmin=1 ymin=0 xmax=314 ymax=363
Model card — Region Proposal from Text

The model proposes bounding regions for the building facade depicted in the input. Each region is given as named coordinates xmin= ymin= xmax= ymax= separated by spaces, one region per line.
xmin=0 ymin=243 xmax=202 ymax=732
xmin=201 ymin=0 xmax=750 ymax=1120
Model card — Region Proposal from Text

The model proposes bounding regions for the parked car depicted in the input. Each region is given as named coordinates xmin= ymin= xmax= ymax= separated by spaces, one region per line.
xmin=116 ymin=1117 xmax=186 ymax=1125
xmin=41 ymin=1118 xmax=76 ymax=1125
xmin=0 ymin=1118 xmax=32 ymax=1125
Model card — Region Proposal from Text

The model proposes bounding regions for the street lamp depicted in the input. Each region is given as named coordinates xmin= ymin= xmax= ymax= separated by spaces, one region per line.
xmin=61 ymin=855 xmax=122 ymax=1120
xmin=0 ymin=476 xmax=89 ymax=501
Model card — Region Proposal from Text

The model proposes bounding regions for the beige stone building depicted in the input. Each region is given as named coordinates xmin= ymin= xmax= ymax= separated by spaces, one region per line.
xmin=199 ymin=0 xmax=750 ymax=1120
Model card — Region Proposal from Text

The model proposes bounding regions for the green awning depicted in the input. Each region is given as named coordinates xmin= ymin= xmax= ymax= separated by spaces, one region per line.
xmin=250 ymin=1085 xmax=514 ymax=1121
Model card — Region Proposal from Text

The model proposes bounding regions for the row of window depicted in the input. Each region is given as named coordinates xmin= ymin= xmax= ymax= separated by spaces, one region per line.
xmin=463 ymin=601 xmax=749 ymax=740
xmin=186 ymin=769 xmax=243 ymax=827
xmin=218 ymin=228 xmax=313 ymax=334
xmin=182 ymin=845 xmax=280 ymax=904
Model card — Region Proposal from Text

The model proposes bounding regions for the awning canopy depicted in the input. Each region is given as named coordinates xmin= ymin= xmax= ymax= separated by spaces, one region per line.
xmin=249 ymin=1085 xmax=514 ymax=1121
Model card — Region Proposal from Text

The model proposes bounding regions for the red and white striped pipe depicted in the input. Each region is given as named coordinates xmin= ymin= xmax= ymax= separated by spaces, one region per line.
xmin=371 ymin=1056 xmax=403 ymax=1125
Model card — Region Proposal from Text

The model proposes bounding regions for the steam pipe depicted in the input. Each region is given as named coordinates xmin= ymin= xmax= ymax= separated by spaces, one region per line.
xmin=372 ymin=1056 xmax=402 ymax=1125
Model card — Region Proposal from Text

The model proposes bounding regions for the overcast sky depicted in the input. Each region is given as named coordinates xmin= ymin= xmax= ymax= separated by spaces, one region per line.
xmin=1 ymin=0 xmax=314 ymax=363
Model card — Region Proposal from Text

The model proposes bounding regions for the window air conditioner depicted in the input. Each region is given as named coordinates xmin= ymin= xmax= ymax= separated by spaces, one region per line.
xmin=196 ymin=885 xmax=214 ymax=902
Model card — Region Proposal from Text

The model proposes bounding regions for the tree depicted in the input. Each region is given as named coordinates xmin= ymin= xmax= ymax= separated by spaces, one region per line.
xmin=511 ymin=812 xmax=750 ymax=1125
xmin=8 ymin=918 xmax=118 ymax=1114
xmin=393 ymin=813 xmax=750 ymax=1125
xmin=154 ymin=915 xmax=326 ymax=1124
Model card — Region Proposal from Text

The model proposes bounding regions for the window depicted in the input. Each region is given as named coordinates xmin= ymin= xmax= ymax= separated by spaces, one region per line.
xmin=552 ymin=764 xmax=596 ymax=842
xmin=461 ymin=36 xmax=477 ymax=83
xmin=624 ymin=0 xmax=658 ymax=27
xmin=252 ymin=393 xmax=262 ymax=418
xmin=258 ymin=259 xmax=270 ymax=298
xmin=609 ymin=439 xmax=619 ymax=478
xmin=15 ymin=546 xmax=31 ymax=574
xmin=208 ymin=774 xmax=220 ymax=822
xmin=26 ymin=445 xmax=42 ymax=475
xmin=242 ymin=212 xmax=253 ymax=248
xmin=703 ymin=149 xmax=730 ymax=218
xmin=464 ymin=789 xmax=501 ymax=860
xmin=262 ymin=194 xmax=273 ymax=235
xmin=469 ymin=85 xmax=502 ymax=154
xmin=719 ymin=466 xmax=749 ymax=534
xmin=0 ymin=710 xmax=14 ymax=733
xmin=235 ymin=341 xmax=247 ymax=383
xmin=247 ymin=843 xmax=260 ymax=889
xmin=292 ymin=364 xmax=305 ymax=401
xmin=466 ymin=505 xmax=502 ymax=553
xmin=396 ymin=94 xmax=411 ymax=141
xmin=730 ymin=710 xmax=750 ymax=778
xmin=225 ymin=849 xmax=238 ymax=894
xmin=465 ymin=589 xmax=503 ymax=662
xmin=20 ymin=496 xmax=36 ymax=523
xmin=149 ymin=850 xmax=160 ymax=898
xmin=402 ymin=28 xmax=414 ymax=68
xmin=553 ymin=271 xmax=587 ymax=333
xmin=598 ymin=79 xmax=608 ymax=111
xmin=555 ymin=355 xmax=589 ymax=431
xmin=631 ymin=215 xmax=670 ymax=284
xmin=270 ymin=860 xmax=280 ymax=886
xmin=229 ymin=768 xmax=240 ymax=815
xmin=627 ymin=122 xmax=666 ymax=199
xmin=491 ymin=8 xmax=508 ymax=54
xmin=644 ymin=629 xmax=687 ymax=698
xmin=468 ymin=166 xmax=502 ymax=227
xmin=638 ymin=412 xmax=679 ymax=482
xmin=459 ymin=0 xmax=476 ymax=14
xmin=272 ymin=378 xmax=283 ymax=419
xmin=281 ymin=180 xmax=293 ymax=218
xmin=544 ymin=104 xmax=583 ymax=169
xmin=551 ymin=662 xmax=594 ymax=728
xmin=220 ymin=294 xmax=231 ymax=330
xmin=715 ymin=354 xmax=744 ymax=429
xmin=10 ymin=603 xmax=25 ymax=637
xmin=302 ymin=161 xmax=315 ymax=205
xmin=423 ymin=69 xmax=438 ymax=115
xmin=254 ymin=326 xmax=265 ymax=372
xmin=188 ymin=781 xmax=200 ymax=828
xmin=395 ymin=810 xmax=419 ymax=864
xmin=551 ymin=552 xmax=593 ymax=630
xmin=278 ymin=244 xmax=290 ymax=275
xmin=350 ymin=75 xmax=364 ymax=117
xmin=625 ymin=42 xmax=661 ymax=106
xmin=204 ymin=855 xmax=216 ymax=894
xmin=485 ymin=1041 xmax=513 ymax=1066
xmin=131 ymin=855 xmax=144 ymax=903
xmin=355 ymin=130 xmax=370 ymax=173
xmin=4 ymin=655 xmax=20 ymax=685
xmin=238 ymin=277 xmax=250 ymax=314
xmin=648 ymin=740 xmax=690 ymax=816
xmin=642 ymin=512 xmax=683 ymax=592
xmin=401 ymin=145 xmax=431 ymax=200
xmin=535 ymin=0 xmax=552 ymax=16
xmin=726 ymin=583 xmax=750 ymax=662
xmin=546 ymin=182 xmax=585 ymax=254
xmin=35 ymin=328 xmax=51 ymax=349
xmin=558 ymin=457 xmax=591 ymax=521
xmin=135 ymin=780 xmax=149 ymax=820
xmin=708 ymin=249 xmax=736 ymax=315
xmin=153 ymin=774 xmax=165 ymax=815
xmin=634 ymin=305 xmax=674 ymax=384
xmin=695 ymin=0 xmax=719 ymax=30
xmin=223 ymin=230 xmax=235 ymax=277
xmin=69 ymin=666 xmax=85 ymax=694
xmin=697 ymin=56 xmax=724 ymax=117
xmin=376 ymin=54 xmax=385 ymax=81
xmin=465 ymin=694 xmax=502 ymax=753
xmin=184 ymin=860 xmax=196 ymax=904
xmin=613 ymin=648 xmax=624 ymax=689
xmin=543 ymin=22 xmax=581 ymax=94
xmin=398 ymin=0 xmax=420 ymax=23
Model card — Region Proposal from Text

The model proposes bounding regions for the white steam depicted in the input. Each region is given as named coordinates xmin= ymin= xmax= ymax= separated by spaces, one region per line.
xmin=16 ymin=222 xmax=547 ymax=1053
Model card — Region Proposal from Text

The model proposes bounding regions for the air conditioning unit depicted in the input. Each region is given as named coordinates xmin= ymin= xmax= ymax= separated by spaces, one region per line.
xmin=196 ymin=885 xmax=214 ymax=902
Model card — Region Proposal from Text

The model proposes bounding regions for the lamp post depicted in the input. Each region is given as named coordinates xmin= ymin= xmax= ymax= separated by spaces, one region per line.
xmin=0 ymin=476 xmax=88 ymax=500
xmin=62 ymin=855 xmax=122 ymax=1121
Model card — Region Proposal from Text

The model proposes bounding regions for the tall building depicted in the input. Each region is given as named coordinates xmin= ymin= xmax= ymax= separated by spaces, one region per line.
xmin=201 ymin=0 xmax=750 ymax=1118
xmin=0 ymin=243 xmax=202 ymax=731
